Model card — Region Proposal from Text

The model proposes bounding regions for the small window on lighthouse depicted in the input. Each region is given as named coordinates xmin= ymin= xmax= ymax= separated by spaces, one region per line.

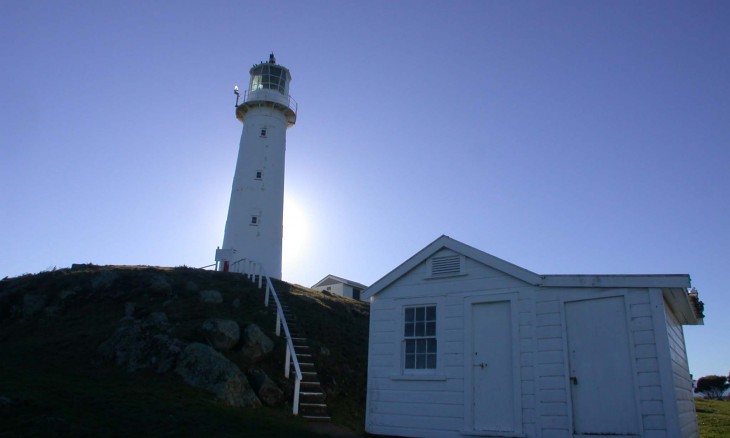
xmin=260 ymin=128 xmax=267 ymax=137
xmin=250 ymin=216 xmax=259 ymax=226
xmin=255 ymin=171 xmax=263 ymax=180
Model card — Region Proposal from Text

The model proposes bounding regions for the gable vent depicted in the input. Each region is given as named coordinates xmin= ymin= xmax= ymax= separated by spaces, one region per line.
xmin=431 ymin=255 xmax=462 ymax=276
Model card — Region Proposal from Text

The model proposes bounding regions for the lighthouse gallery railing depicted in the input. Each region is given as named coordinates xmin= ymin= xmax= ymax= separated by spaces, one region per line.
xmin=229 ymin=258 xmax=303 ymax=416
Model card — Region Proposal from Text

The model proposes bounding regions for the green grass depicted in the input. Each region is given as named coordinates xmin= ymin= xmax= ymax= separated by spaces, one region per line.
xmin=0 ymin=266 xmax=369 ymax=436
xmin=696 ymin=398 xmax=730 ymax=438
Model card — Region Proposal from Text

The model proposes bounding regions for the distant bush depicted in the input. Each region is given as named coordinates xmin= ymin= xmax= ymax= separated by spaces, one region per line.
xmin=696 ymin=375 xmax=729 ymax=400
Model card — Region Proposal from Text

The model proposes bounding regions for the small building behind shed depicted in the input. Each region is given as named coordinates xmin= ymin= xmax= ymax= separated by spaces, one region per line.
xmin=363 ymin=235 xmax=703 ymax=438
xmin=312 ymin=274 xmax=368 ymax=301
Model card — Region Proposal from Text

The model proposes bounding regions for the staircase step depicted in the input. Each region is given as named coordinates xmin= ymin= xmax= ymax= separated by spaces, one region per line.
xmin=301 ymin=415 xmax=331 ymax=422
xmin=300 ymin=394 xmax=326 ymax=403
xmin=300 ymin=403 xmax=329 ymax=415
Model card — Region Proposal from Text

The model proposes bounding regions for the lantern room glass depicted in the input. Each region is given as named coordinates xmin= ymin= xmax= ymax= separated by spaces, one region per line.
xmin=249 ymin=64 xmax=288 ymax=94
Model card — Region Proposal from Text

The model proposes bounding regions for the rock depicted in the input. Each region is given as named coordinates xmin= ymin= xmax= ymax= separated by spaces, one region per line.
xmin=144 ymin=312 xmax=169 ymax=327
xmin=175 ymin=343 xmax=261 ymax=408
xmin=98 ymin=321 xmax=184 ymax=373
xmin=22 ymin=294 xmax=46 ymax=318
xmin=239 ymin=324 xmax=274 ymax=364
xmin=232 ymin=298 xmax=240 ymax=308
xmin=185 ymin=281 xmax=199 ymax=292
xmin=199 ymin=290 xmax=222 ymax=304
xmin=147 ymin=274 xmax=172 ymax=295
xmin=201 ymin=319 xmax=240 ymax=351
xmin=248 ymin=368 xmax=284 ymax=407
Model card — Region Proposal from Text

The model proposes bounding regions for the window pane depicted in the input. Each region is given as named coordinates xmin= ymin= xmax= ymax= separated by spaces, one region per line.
xmin=426 ymin=321 xmax=435 ymax=336
xmin=405 ymin=354 xmax=415 ymax=369
xmin=404 ymin=322 xmax=414 ymax=337
xmin=416 ymin=307 xmax=425 ymax=322
xmin=426 ymin=354 xmax=436 ymax=369
xmin=405 ymin=339 xmax=415 ymax=354
xmin=416 ymin=355 xmax=426 ymax=369
xmin=427 ymin=338 xmax=437 ymax=353
xmin=426 ymin=306 xmax=436 ymax=321
xmin=415 ymin=321 xmax=424 ymax=337
xmin=405 ymin=308 xmax=414 ymax=322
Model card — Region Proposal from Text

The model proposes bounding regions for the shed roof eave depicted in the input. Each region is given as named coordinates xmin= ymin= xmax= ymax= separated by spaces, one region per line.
xmin=540 ymin=274 xmax=691 ymax=289
xmin=662 ymin=287 xmax=703 ymax=325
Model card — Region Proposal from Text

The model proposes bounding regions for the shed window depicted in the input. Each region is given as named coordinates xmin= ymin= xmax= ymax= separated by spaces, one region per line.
xmin=404 ymin=305 xmax=437 ymax=369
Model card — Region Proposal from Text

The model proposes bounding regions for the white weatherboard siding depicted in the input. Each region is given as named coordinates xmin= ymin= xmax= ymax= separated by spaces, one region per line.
xmin=364 ymin=236 xmax=701 ymax=438
xmin=661 ymin=295 xmax=700 ymax=438
xmin=367 ymin=249 xmax=534 ymax=437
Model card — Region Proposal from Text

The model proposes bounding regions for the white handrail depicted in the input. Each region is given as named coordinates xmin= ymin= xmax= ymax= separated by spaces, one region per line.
xmin=228 ymin=257 xmax=303 ymax=415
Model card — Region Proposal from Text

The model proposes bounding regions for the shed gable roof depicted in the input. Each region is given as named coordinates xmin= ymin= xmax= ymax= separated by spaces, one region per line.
xmin=311 ymin=274 xmax=367 ymax=290
xmin=362 ymin=235 xmax=543 ymax=299
xmin=361 ymin=235 xmax=698 ymax=324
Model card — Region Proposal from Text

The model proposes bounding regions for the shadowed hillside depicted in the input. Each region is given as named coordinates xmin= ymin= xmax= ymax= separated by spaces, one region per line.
xmin=0 ymin=265 xmax=368 ymax=436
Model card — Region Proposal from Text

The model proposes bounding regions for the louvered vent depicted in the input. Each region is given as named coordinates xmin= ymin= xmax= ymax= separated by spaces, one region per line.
xmin=431 ymin=255 xmax=462 ymax=276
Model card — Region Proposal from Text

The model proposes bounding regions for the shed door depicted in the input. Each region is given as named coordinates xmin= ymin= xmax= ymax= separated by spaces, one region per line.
xmin=471 ymin=301 xmax=514 ymax=432
xmin=565 ymin=297 xmax=639 ymax=436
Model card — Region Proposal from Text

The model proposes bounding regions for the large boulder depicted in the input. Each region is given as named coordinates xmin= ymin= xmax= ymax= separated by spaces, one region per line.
xmin=248 ymin=368 xmax=284 ymax=407
xmin=175 ymin=343 xmax=261 ymax=408
xmin=98 ymin=314 xmax=183 ymax=373
xmin=201 ymin=319 xmax=240 ymax=351
xmin=239 ymin=324 xmax=274 ymax=364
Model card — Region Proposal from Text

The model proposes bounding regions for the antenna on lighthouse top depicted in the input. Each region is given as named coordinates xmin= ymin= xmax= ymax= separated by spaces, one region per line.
xmin=269 ymin=53 xmax=276 ymax=64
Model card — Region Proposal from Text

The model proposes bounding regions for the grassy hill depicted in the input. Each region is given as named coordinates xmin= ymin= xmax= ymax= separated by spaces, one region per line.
xmin=0 ymin=265 xmax=369 ymax=436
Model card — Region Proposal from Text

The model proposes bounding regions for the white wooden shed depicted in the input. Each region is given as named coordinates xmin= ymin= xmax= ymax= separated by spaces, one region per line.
xmin=363 ymin=236 xmax=703 ymax=438
xmin=312 ymin=274 xmax=368 ymax=301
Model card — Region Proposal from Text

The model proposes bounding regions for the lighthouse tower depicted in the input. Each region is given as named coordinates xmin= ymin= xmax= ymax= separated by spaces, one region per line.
xmin=216 ymin=54 xmax=296 ymax=279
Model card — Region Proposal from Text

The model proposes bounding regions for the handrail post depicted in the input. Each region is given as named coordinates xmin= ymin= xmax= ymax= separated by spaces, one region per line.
xmin=275 ymin=312 xmax=281 ymax=337
xmin=285 ymin=346 xmax=291 ymax=378
xmin=257 ymin=264 xmax=262 ymax=288
xmin=293 ymin=377 xmax=301 ymax=415
xmin=264 ymin=283 xmax=270 ymax=307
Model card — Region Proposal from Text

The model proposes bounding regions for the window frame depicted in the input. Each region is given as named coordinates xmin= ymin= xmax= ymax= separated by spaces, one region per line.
xmin=402 ymin=304 xmax=438 ymax=372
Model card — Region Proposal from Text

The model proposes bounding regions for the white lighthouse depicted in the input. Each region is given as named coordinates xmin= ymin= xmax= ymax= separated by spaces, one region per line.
xmin=216 ymin=54 xmax=296 ymax=279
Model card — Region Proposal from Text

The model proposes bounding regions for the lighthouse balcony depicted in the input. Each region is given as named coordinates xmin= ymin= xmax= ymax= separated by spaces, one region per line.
xmin=236 ymin=89 xmax=297 ymax=126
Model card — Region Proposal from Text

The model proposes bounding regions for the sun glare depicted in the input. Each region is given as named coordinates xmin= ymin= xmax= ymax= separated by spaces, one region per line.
xmin=283 ymin=196 xmax=310 ymax=268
